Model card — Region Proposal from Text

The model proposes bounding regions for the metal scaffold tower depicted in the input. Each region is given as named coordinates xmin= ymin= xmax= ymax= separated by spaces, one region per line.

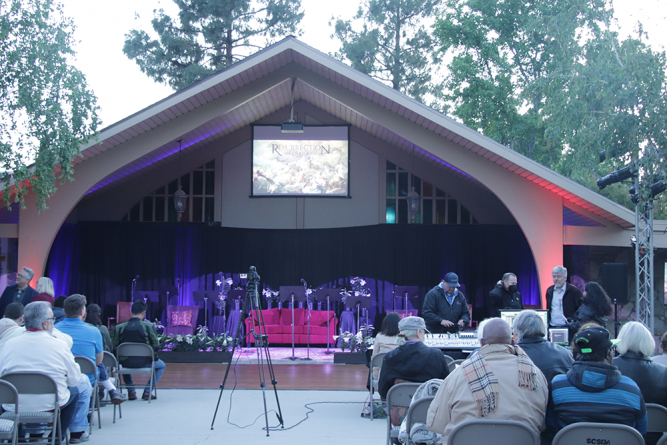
xmin=634 ymin=190 xmax=655 ymax=334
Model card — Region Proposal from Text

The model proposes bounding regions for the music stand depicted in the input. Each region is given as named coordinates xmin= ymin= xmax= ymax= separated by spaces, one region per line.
xmin=315 ymin=288 xmax=340 ymax=354
xmin=133 ymin=291 xmax=159 ymax=321
xmin=280 ymin=286 xmax=306 ymax=360
xmin=227 ymin=290 xmax=245 ymax=310
xmin=193 ymin=291 xmax=218 ymax=333
xmin=393 ymin=286 xmax=419 ymax=318
xmin=345 ymin=296 xmax=372 ymax=334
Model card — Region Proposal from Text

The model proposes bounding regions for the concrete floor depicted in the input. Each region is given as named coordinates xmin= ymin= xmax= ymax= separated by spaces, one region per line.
xmin=86 ymin=389 xmax=385 ymax=445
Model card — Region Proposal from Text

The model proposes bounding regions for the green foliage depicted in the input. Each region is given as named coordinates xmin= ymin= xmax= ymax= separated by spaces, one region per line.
xmin=434 ymin=0 xmax=667 ymax=215
xmin=331 ymin=0 xmax=442 ymax=101
xmin=336 ymin=330 xmax=373 ymax=353
xmin=124 ymin=0 xmax=304 ymax=91
xmin=159 ymin=328 xmax=235 ymax=352
xmin=0 ymin=0 xmax=100 ymax=209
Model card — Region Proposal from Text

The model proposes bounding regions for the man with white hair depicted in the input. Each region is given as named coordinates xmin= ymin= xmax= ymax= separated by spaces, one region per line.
xmin=0 ymin=267 xmax=38 ymax=316
xmin=0 ymin=302 xmax=92 ymax=443
xmin=427 ymin=318 xmax=548 ymax=443
xmin=514 ymin=310 xmax=573 ymax=387
xmin=377 ymin=316 xmax=449 ymax=399
xmin=545 ymin=266 xmax=582 ymax=328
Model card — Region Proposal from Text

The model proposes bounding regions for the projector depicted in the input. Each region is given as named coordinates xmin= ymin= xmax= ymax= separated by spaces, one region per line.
xmin=281 ymin=122 xmax=304 ymax=133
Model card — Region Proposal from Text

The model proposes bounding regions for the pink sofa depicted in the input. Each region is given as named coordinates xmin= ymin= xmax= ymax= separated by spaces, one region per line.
xmin=244 ymin=308 xmax=338 ymax=345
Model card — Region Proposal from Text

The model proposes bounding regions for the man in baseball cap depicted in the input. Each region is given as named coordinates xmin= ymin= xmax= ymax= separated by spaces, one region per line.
xmin=549 ymin=325 xmax=647 ymax=438
xmin=422 ymin=272 xmax=471 ymax=334
xmin=377 ymin=316 xmax=449 ymax=399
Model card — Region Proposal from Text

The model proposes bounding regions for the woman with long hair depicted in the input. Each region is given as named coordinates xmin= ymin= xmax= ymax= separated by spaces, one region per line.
xmin=85 ymin=303 xmax=127 ymax=405
xmin=568 ymin=282 xmax=612 ymax=335
xmin=371 ymin=312 xmax=402 ymax=380
xmin=85 ymin=304 xmax=112 ymax=352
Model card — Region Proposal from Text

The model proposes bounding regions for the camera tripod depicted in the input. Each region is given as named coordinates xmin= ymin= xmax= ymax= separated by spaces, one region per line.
xmin=210 ymin=266 xmax=284 ymax=435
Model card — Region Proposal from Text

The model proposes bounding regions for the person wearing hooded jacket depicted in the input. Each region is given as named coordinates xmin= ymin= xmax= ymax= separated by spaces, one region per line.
xmin=377 ymin=316 xmax=449 ymax=399
xmin=549 ymin=325 xmax=647 ymax=438
xmin=489 ymin=272 xmax=523 ymax=317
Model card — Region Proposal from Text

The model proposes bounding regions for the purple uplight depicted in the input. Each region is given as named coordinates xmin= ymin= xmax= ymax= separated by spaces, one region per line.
xmin=85 ymin=119 xmax=240 ymax=195
xmin=415 ymin=147 xmax=476 ymax=180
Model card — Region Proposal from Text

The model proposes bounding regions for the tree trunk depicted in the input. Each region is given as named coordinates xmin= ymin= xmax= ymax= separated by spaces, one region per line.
xmin=392 ymin=3 xmax=401 ymax=91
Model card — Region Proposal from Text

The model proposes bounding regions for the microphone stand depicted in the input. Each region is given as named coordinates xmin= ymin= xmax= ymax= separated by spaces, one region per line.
xmin=613 ymin=298 xmax=620 ymax=338
xmin=131 ymin=277 xmax=137 ymax=302
xmin=301 ymin=280 xmax=312 ymax=361
xmin=289 ymin=292 xmax=297 ymax=361
xmin=325 ymin=295 xmax=332 ymax=354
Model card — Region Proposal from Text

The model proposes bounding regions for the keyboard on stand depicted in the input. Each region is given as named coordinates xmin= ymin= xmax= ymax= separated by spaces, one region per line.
xmin=425 ymin=333 xmax=481 ymax=350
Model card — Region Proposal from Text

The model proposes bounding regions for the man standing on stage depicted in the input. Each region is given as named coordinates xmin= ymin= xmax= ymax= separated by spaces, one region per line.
xmin=489 ymin=272 xmax=523 ymax=317
xmin=546 ymin=266 xmax=582 ymax=328
xmin=0 ymin=267 xmax=38 ymax=317
xmin=422 ymin=272 xmax=470 ymax=333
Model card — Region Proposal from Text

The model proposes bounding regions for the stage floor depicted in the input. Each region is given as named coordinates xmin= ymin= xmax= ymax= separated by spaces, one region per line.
xmin=139 ymin=348 xmax=369 ymax=390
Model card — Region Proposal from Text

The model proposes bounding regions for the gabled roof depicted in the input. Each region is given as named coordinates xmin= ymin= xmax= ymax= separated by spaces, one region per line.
xmin=79 ymin=37 xmax=635 ymax=228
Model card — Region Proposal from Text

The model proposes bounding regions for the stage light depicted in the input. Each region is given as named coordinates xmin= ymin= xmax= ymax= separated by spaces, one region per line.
xmin=650 ymin=181 xmax=667 ymax=198
xmin=596 ymin=166 xmax=635 ymax=190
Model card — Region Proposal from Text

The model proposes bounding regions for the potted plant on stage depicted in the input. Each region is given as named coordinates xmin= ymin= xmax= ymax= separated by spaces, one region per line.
xmin=333 ymin=326 xmax=374 ymax=364
xmin=158 ymin=325 xmax=235 ymax=363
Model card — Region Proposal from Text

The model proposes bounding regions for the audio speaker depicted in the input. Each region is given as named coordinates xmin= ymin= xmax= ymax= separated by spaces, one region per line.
xmin=600 ymin=263 xmax=628 ymax=305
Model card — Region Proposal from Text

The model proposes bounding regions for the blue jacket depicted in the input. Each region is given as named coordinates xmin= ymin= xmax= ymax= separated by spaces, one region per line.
xmin=550 ymin=361 xmax=647 ymax=436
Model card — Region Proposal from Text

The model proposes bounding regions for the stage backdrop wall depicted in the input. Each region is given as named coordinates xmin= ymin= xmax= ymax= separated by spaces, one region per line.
xmin=45 ymin=222 xmax=539 ymax=325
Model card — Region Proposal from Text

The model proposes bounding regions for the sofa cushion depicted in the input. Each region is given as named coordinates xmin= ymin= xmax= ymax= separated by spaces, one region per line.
xmin=280 ymin=307 xmax=304 ymax=326
xmin=249 ymin=308 xmax=281 ymax=326
xmin=310 ymin=310 xmax=334 ymax=327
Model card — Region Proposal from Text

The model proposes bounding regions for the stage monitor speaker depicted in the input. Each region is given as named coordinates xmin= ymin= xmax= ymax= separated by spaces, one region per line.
xmin=601 ymin=263 xmax=628 ymax=305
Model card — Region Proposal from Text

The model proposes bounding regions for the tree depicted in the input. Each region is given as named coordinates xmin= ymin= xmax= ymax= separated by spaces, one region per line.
xmin=434 ymin=0 xmax=667 ymax=215
xmin=0 ymin=0 xmax=100 ymax=210
xmin=331 ymin=0 xmax=442 ymax=102
xmin=124 ymin=0 xmax=304 ymax=91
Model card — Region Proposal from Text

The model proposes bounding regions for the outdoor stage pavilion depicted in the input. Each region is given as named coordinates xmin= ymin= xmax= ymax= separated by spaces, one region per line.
xmin=1 ymin=37 xmax=664 ymax=330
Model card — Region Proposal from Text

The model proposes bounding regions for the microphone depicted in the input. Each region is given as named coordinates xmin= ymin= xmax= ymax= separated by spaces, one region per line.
xmin=132 ymin=275 xmax=139 ymax=282
xmin=300 ymin=279 xmax=305 ymax=284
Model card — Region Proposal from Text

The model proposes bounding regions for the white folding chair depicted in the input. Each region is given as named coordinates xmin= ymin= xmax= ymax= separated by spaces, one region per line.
xmin=386 ymin=383 xmax=420 ymax=445
xmin=74 ymin=356 xmax=100 ymax=432
xmin=0 ymin=379 xmax=19 ymax=445
xmin=447 ymin=419 xmax=540 ymax=445
xmin=404 ymin=396 xmax=435 ymax=445
xmin=116 ymin=342 xmax=157 ymax=403
xmin=369 ymin=352 xmax=387 ymax=421
xmin=551 ymin=422 xmax=644 ymax=445
xmin=0 ymin=372 xmax=62 ymax=445
xmin=102 ymin=351 xmax=122 ymax=422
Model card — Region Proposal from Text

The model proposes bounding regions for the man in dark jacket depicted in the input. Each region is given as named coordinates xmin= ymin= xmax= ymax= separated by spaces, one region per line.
xmin=0 ymin=267 xmax=38 ymax=317
xmin=112 ymin=300 xmax=166 ymax=401
xmin=513 ymin=310 xmax=573 ymax=388
xmin=377 ymin=316 xmax=449 ymax=399
xmin=422 ymin=272 xmax=470 ymax=334
xmin=549 ymin=326 xmax=647 ymax=437
xmin=489 ymin=272 xmax=523 ymax=317
xmin=545 ymin=266 xmax=582 ymax=327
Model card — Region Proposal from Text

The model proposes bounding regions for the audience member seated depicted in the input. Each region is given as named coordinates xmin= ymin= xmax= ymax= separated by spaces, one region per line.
xmin=53 ymin=296 xmax=67 ymax=323
xmin=371 ymin=312 xmax=402 ymax=381
xmin=0 ymin=303 xmax=24 ymax=351
xmin=112 ymin=300 xmax=166 ymax=401
xmin=653 ymin=332 xmax=667 ymax=367
xmin=0 ymin=267 xmax=37 ymax=316
xmin=32 ymin=277 xmax=56 ymax=306
xmin=0 ymin=302 xmax=92 ymax=443
xmin=427 ymin=318 xmax=548 ymax=443
xmin=85 ymin=303 xmax=120 ymax=404
xmin=56 ymin=294 xmax=126 ymax=406
xmin=550 ymin=325 xmax=647 ymax=437
xmin=614 ymin=322 xmax=666 ymax=445
xmin=377 ymin=316 xmax=449 ymax=400
xmin=514 ymin=310 xmax=573 ymax=388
